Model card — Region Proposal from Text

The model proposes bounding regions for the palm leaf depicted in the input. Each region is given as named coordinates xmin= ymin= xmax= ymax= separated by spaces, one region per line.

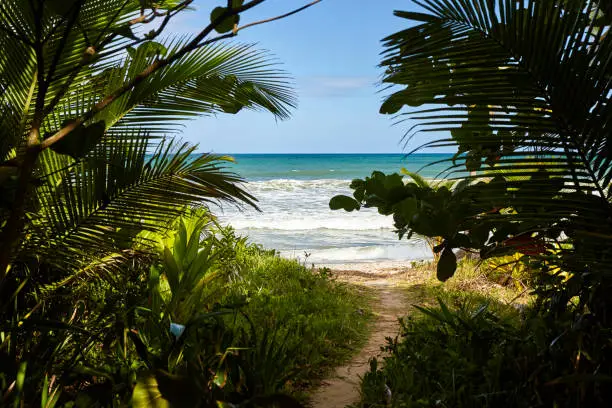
xmin=381 ymin=0 xmax=612 ymax=273
xmin=26 ymin=135 xmax=255 ymax=270
xmin=99 ymin=40 xmax=295 ymax=136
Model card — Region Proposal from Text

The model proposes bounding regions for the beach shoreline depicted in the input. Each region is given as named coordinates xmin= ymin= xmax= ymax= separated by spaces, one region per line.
xmin=315 ymin=259 xmax=429 ymax=275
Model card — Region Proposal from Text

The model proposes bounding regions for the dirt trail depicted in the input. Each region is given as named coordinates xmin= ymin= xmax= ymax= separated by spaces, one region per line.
xmin=309 ymin=269 xmax=419 ymax=408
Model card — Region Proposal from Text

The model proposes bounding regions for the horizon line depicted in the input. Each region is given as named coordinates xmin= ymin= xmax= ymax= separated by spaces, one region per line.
xmin=196 ymin=152 xmax=455 ymax=155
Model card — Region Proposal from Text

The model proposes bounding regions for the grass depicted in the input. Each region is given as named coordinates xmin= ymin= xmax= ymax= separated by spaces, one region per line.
xmin=221 ymin=243 xmax=374 ymax=396
xmin=349 ymin=254 xmax=546 ymax=408
xmin=400 ymin=255 xmax=533 ymax=307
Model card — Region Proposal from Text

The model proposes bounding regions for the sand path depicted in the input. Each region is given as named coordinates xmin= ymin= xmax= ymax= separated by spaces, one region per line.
xmin=309 ymin=267 xmax=423 ymax=408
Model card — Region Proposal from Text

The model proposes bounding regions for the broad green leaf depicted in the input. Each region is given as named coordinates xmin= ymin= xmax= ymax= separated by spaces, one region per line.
xmin=133 ymin=371 xmax=199 ymax=408
xmin=329 ymin=195 xmax=360 ymax=212
xmin=133 ymin=375 xmax=169 ymax=408
xmin=192 ymin=239 xmax=213 ymax=271
xmin=394 ymin=197 xmax=418 ymax=221
xmin=111 ymin=25 xmax=138 ymax=40
xmin=210 ymin=7 xmax=240 ymax=34
xmin=401 ymin=169 xmax=429 ymax=188
xmin=380 ymin=94 xmax=404 ymax=114
xmin=48 ymin=121 xmax=106 ymax=159
xmin=219 ymin=102 xmax=244 ymax=114
xmin=174 ymin=221 xmax=187 ymax=265
xmin=163 ymin=247 xmax=181 ymax=294
xmin=15 ymin=361 xmax=26 ymax=398
xmin=437 ymin=247 xmax=456 ymax=282
xmin=133 ymin=41 xmax=168 ymax=58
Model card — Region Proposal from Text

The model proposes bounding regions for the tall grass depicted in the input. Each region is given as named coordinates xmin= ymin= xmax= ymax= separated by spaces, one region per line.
xmin=221 ymin=235 xmax=373 ymax=393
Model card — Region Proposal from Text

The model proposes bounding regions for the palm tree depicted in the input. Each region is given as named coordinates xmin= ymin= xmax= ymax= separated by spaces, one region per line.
xmin=0 ymin=1 xmax=318 ymax=404
xmin=0 ymin=0 xmax=296 ymax=287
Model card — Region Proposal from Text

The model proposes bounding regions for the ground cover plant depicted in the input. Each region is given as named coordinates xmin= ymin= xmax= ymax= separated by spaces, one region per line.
xmin=1 ymin=206 xmax=371 ymax=406
xmin=220 ymin=229 xmax=372 ymax=396
xmin=355 ymin=296 xmax=540 ymax=408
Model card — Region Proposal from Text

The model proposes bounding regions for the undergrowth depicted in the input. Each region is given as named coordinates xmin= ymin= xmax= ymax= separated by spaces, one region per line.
xmin=221 ymin=235 xmax=373 ymax=395
xmin=0 ymin=213 xmax=372 ymax=406
xmin=354 ymin=257 xmax=609 ymax=407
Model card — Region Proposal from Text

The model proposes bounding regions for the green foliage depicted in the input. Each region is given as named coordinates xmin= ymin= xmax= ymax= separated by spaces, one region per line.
xmin=211 ymin=7 xmax=240 ymax=34
xmin=0 ymin=1 xmax=327 ymax=406
xmin=47 ymin=120 xmax=106 ymax=159
xmin=340 ymin=1 xmax=612 ymax=405
xmin=0 ymin=0 xmax=297 ymax=275
xmin=222 ymin=237 xmax=372 ymax=391
xmin=0 ymin=212 xmax=370 ymax=406
xmin=436 ymin=248 xmax=456 ymax=282
xmin=356 ymin=298 xmax=611 ymax=407
xmin=373 ymin=0 xmax=612 ymax=301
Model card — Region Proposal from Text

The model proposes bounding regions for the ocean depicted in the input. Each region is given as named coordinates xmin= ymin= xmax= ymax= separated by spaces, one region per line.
xmin=217 ymin=154 xmax=454 ymax=265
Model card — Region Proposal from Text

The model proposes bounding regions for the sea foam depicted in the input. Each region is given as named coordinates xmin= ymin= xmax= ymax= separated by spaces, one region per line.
xmin=217 ymin=177 xmax=430 ymax=263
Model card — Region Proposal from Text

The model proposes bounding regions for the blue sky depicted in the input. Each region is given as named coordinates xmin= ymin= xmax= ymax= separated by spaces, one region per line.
xmin=170 ymin=0 xmax=435 ymax=154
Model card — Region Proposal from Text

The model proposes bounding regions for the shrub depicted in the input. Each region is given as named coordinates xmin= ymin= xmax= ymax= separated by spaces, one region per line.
xmin=0 ymin=211 xmax=371 ymax=406
xmin=357 ymin=297 xmax=612 ymax=408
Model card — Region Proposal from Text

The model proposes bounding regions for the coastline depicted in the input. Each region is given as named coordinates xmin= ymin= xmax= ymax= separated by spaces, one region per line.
xmin=316 ymin=259 xmax=429 ymax=275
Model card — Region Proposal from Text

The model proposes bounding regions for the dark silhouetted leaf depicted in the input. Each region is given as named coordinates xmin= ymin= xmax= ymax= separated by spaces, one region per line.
xmin=329 ymin=195 xmax=360 ymax=212
xmin=437 ymin=247 xmax=456 ymax=282
xmin=48 ymin=121 xmax=106 ymax=159
xmin=210 ymin=7 xmax=239 ymax=34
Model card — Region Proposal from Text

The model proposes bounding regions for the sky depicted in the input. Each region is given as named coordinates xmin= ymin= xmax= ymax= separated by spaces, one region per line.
xmin=168 ymin=0 xmax=435 ymax=154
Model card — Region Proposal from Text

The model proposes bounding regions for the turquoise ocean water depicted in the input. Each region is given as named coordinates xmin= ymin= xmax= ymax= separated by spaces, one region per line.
xmin=217 ymin=154 xmax=454 ymax=264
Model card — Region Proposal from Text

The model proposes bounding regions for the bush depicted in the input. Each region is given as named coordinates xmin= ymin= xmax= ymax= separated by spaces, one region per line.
xmin=0 ymin=213 xmax=371 ymax=406
xmin=356 ymin=297 xmax=611 ymax=408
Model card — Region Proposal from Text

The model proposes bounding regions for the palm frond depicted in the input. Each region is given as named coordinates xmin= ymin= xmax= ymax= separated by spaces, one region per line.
xmin=27 ymin=135 xmax=255 ymax=270
xmin=381 ymin=0 xmax=612 ymax=272
xmin=99 ymin=40 xmax=295 ymax=136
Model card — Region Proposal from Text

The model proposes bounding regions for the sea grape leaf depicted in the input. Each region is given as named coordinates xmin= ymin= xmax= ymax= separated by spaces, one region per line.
xmin=329 ymin=195 xmax=360 ymax=212
xmin=132 ymin=41 xmax=168 ymax=58
xmin=380 ymin=93 xmax=404 ymax=114
xmin=437 ymin=247 xmax=457 ymax=282
xmin=210 ymin=7 xmax=240 ymax=34
xmin=219 ymin=102 xmax=244 ymax=114
xmin=394 ymin=197 xmax=418 ymax=222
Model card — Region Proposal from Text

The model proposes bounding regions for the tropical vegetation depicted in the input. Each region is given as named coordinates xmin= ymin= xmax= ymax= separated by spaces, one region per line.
xmin=333 ymin=0 xmax=612 ymax=406
xmin=4 ymin=0 xmax=612 ymax=406
xmin=0 ymin=0 xmax=368 ymax=406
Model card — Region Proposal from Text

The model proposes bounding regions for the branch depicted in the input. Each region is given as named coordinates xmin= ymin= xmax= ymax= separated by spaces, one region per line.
xmin=235 ymin=0 xmax=322 ymax=33
xmin=42 ymin=0 xmax=192 ymax=118
xmin=193 ymin=0 xmax=323 ymax=49
xmin=40 ymin=0 xmax=320 ymax=151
